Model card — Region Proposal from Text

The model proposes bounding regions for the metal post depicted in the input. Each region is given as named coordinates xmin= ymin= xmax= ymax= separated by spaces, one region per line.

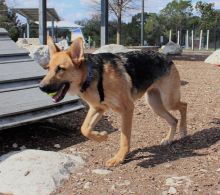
xmin=26 ymin=19 xmax=30 ymax=38
xmin=206 ymin=30 xmax=209 ymax=50
xmin=169 ymin=30 xmax=172 ymax=42
xmin=141 ymin=0 xmax=144 ymax=46
xmin=199 ymin=29 xmax=203 ymax=50
xmin=101 ymin=0 xmax=108 ymax=46
xmin=177 ymin=30 xmax=180 ymax=45
xmin=191 ymin=30 xmax=194 ymax=51
xmin=39 ymin=0 xmax=47 ymax=45
xmin=185 ymin=30 xmax=189 ymax=49
xmin=51 ymin=19 xmax=55 ymax=40
xmin=214 ymin=18 xmax=217 ymax=50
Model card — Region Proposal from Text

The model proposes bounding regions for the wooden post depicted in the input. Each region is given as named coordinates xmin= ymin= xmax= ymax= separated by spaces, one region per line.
xmin=191 ymin=30 xmax=194 ymax=50
xmin=169 ymin=30 xmax=172 ymax=42
xmin=199 ymin=29 xmax=203 ymax=50
xmin=39 ymin=0 xmax=47 ymax=45
xmin=101 ymin=0 xmax=108 ymax=46
xmin=206 ymin=30 xmax=209 ymax=50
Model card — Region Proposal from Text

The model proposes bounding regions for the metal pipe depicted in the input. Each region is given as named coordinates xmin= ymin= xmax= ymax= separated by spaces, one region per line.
xmin=141 ymin=0 xmax=144 ymax=46
xmin=39 ymin=0 xmax=47 ymax=45
xmin=101 ymin=0 xmax=108 ymax=46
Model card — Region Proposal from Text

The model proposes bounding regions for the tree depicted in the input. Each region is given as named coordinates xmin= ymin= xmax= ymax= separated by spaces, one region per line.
xmin=195 ymin=1 xmax=218 ymax=30
xmin=108 ymin=0 xmax=137 ymax=44
xmin=90 ymin=0 xmax=137 ymax=45
xmin=0 ymin=0 xmax=21 ymax=41
xmin=77 ymin=14 xmax=101 ymax=46
xmin=160 ymin=0 xmax=193 ymax=42
xmin=144 ymin=13 xmax=166 ymax=45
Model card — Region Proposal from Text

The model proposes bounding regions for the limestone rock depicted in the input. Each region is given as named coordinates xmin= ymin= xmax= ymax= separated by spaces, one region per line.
xmin=205 ymin=49 xmax=220 ymax=65
xmin=0 ymin=149 xmax=84 ymax=195
xmin=161 ymin=41 xmax=182 ymax=55
xmin=93 ymin=44 xmax=130 ymax=54
xmin=29 ymin=45 xmax=50 ymax=69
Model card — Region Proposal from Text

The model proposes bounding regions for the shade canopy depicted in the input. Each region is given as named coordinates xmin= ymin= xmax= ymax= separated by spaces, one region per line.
xmin=11 ymin=8 xmax=60 ymax=21
xmin=35 ymin=21 xmax=82 ymax=30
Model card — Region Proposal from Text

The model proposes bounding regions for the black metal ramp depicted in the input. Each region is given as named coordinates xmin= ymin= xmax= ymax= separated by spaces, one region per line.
xmin=0 ymin=28 xmax=84 ymax=130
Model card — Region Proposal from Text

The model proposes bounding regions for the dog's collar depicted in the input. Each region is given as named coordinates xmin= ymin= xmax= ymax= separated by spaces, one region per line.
xmin=80 ymin=61 xmax=93 ymax=93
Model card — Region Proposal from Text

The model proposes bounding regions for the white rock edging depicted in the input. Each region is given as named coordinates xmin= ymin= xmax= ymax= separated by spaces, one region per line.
xmin=161 ymin=41 xmax=182 ymax=55
xmin=205 ymin=49 xmax=220 ymax=65
xmin=0 ymin=149 xmax=84 ymax=195
xmin=93 ymin=44 xmax=130 ymax=54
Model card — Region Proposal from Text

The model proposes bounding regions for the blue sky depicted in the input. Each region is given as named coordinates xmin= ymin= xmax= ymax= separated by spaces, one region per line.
xmin=5 ymin=0 xmax=220 ymax=24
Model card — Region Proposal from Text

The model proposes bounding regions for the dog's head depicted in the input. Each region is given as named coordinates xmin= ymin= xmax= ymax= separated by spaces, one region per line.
xmin=39 ymin=37 xmax=85 ymax=102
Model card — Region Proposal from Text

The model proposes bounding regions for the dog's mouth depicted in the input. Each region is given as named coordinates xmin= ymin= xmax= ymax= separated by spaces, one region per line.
xmin=50 ymin=82 xmax=70 ymax=103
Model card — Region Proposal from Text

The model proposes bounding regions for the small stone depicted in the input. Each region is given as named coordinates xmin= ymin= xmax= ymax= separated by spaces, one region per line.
xmin=164 ymin=163 xmax=172 ymax=168
xmin=166 ymin=178 xmax=176 ymax=186
xmin=116 ymin=180 xmax=131 ymax=186
xmin=110 ymin=184 xmax=116 ymax=191
xmin=19 ymin=145 xmax=26 ymax=150
xmin=216 ymin=168 xmax=220 ymax=172
xmin=168 ymin=186 xmax=177 ymax=194
xmin=12 ymin=143 xmax=18 ymax=148
xmin=92 ymin=169 xmax=112 ymax=175
xmin=54 ymin=144 xmax=61 ymax=149
xmin=199 ymin=169 xmax=208 ymax=172
xmin=83 ymin=182 xmax=91 ymax=189
xmin=162 ymin=191 xmax=168 ymax=195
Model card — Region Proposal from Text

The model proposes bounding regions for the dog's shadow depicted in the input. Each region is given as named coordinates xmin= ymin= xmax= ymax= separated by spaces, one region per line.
xmin=0 ymin=107 xmax=117 ymax=156
xmin=125 ymin=118 xmax=220 ymax=168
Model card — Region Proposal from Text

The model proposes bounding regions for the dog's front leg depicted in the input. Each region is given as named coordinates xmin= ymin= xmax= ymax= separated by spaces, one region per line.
xmin=106 ymin=103 xmax=134 ymax=167
xmin=81 ymin=106 xmax=108 ymax=142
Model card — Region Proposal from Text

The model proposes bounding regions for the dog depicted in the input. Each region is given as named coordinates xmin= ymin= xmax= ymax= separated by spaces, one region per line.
xmin=39 ymin=37 xmax=187 ymax=167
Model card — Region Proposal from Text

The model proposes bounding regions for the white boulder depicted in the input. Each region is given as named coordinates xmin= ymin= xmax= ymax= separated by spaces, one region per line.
xmin=0 ymin=149 xmax=84 ymax=195
xmin=29 ymin=45 xmax=50 ymax=69
xmin=205 ymin=49 xmax=220 ymax=64
xmin=161 ymin=41 xmax=182 ymax=55
xmin=93 ymin=44 xmax=130 ymax=54
xmin=16 ymin=38 xmax=29 ymax=47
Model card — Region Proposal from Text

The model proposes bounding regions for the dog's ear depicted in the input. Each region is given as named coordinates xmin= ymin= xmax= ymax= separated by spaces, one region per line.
xmin=47 ymin=36 xmax=60 ymax=58
xmin=68 ymin=38 xmax=84 ymax=66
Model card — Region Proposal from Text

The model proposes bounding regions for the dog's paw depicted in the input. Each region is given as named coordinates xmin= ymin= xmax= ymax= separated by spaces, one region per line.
xmin=106 ymin=157 xmax=124 ymax=167
xmin=93 ymin=131 xmax=108 ymax=142
xmin=160 ymin=138 xmax=173 ymax=146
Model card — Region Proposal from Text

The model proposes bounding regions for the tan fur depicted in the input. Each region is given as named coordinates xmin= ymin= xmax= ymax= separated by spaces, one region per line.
xmin=40 ymin=37 xmax=187 ymax=167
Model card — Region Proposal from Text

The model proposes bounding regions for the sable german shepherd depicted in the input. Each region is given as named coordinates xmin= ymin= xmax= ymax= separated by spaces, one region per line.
xmin=39 ymin=37 xmax=187 ymax=167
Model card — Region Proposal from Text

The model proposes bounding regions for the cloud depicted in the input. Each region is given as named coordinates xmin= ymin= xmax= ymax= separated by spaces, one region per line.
xmin=80 ymin=0 xmax=100 ymax=6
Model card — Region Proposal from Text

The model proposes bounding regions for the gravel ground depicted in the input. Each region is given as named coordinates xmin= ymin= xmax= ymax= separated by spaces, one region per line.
xmin=1 ymin=58 xmax=220 ymax=195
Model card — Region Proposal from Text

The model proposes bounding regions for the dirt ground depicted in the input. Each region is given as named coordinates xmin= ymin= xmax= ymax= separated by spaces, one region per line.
xmin=1 ymin=57 xmax=220 ymax=195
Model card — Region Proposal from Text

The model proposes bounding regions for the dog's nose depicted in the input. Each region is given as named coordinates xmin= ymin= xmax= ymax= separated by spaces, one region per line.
xmin=39 ymin=83 xmax=48 ymax=93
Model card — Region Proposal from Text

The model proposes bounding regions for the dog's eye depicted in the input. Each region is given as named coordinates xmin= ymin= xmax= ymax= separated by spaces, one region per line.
xmin=56 ymin=65 xmax=66 ymax=73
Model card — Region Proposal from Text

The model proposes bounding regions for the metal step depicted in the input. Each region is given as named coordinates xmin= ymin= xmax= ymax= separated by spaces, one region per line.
xmin=0 ymin=101 xmax=84 ymax=130
xmin=0 ymin=87 xmax=79 ymax=118
xmin=0 ymin=79 xmax=41 ymax=93
xmin=0 ymin=28 xmax=84 ymax=130
xmin=0 ymin=60 xmax=46 ymax=84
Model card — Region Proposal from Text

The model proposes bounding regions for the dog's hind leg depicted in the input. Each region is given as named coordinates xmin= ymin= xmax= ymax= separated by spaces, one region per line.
xmin=81 ymin=106 xmax=108 ymax=142
xmin=146 ymin=89 xmax=178 ymax=145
